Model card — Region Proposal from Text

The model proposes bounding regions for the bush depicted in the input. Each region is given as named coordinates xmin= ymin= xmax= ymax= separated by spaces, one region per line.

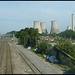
xmin=37 ymin=42 xmax=47 ymax=55
xmin=37 ymin=42 xmax=52 ymax=55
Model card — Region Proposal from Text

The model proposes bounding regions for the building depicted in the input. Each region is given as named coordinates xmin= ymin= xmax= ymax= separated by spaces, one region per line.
xmin=34 ymin=21 xmax=42 ymax=34
xmin=67 ymin=26 xmax=71 ymax=30
xmin=50 ymin=21 xmax=59 ymax=34
xmin=40 ymin=22 xmax=46 ymax=33
xmin=48 ymin=28 xmax=50 ymax=34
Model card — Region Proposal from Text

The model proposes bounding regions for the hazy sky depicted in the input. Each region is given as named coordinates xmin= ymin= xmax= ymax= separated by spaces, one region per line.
xmin=0 ymin=1 xmax=75 ymax=34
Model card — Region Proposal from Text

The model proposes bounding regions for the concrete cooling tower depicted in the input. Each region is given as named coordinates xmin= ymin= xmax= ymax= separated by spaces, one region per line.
xmin=50 ymin=21 xmax=59 ymax=34
xmin=40 ymin=22 xmax=46 ymax=33
xmin=34 ymin=21 xmax=42 ymax=34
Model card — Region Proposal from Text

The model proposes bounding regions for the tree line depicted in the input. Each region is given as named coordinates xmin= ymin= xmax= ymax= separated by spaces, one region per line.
xmin=15 ymin=28 xmax=40 ymax=48
xmin=6 ymin=29 xmax=75 ymax=58
xmin=58 ymin=30 xmax=75 ymax=39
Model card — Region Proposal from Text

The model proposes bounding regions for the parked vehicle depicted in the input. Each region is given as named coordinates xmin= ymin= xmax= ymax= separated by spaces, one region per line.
xmin=49 ymin=56 xmax=59 ymax=63
xmin=34 ymin=48 xmax=38 ymax=52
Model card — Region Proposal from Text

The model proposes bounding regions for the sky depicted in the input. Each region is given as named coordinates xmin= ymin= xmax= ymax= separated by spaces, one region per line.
xmin=0 ymin=1 xmax=75 ymax=34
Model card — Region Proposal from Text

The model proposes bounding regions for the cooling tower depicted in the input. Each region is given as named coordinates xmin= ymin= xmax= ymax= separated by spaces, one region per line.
xmin=50 ymin=21 xmax=59 ymax=34
xmin=67 ymin=26 xmax=71 ymax=30
xmin=48 ymin=28 xmax=50 ymax=34
xmin=34 ymin=21 xmax=42 ymax=34
xmin=40 ymin=22 xmax=46 ymax=33
xmin=72 ymin=14 xmax=74 ymax=31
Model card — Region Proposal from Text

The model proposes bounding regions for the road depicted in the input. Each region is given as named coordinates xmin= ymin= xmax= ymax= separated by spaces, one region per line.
xmin=0 ymin=37 xmax=65 ymax=74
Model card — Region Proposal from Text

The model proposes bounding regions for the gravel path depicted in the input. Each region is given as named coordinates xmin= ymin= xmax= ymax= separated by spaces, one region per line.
xmin=13 ymin=44 xmax=65 ymax=74
xmin=9 ymin=43 xmax=34 ymax=74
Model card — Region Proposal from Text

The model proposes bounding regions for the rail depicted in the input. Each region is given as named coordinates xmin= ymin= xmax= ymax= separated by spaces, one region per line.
xmin=11 ymin=43 xmax=43 ymax=74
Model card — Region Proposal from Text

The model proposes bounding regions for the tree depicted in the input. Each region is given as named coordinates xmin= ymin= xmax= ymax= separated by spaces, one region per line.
xmin=37 ymin=42 xmax=48 ymax=55
xmin=17 ymin=27 xmax=40 ymax=48
xmin=18 ymin=31 xmax=29 ymax=46
xmin=40 ymin=33 xmax=49 ymax=36
xmin=46 ymin=43 xmax=53 ymax=55
xmin=28 ymin=28 xmax=39 ymax=47
xmin=58 ymin=30 xmax=75 ymax=39
xmin=49 ymin=33 xmax=57 ymax=37
xmin=16 ymin=29 xmax=25 ymax=38
xmin=6 ymin=30 xmax=17 ymax=37
xmin=56 ymin=42 xmax=75 ymax=58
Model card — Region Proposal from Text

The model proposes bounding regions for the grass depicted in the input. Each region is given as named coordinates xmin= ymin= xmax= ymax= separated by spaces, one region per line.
xmin=59 ymin=65 xmax=71 ymax=71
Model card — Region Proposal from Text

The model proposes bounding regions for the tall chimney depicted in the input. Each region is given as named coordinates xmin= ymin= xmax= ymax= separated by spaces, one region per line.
xmin=72 ymin=14 xmax=74 ymax=31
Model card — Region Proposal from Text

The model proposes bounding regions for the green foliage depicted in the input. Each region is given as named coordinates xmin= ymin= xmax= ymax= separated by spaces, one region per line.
xmin=27 ymin=28 xmax=39 ymax=47
xmin=40 ymin=33 xmax=49 ymax=36
xmin=6 ymin=30 xmax=17 ymax=37
xmin=46 ymin=43 xmax=53 ymax=55
xmin=58 ymin=38 xmax=66 ymax=44
xmin=6 ymin=30 xmax=17 ymax=35
xmin=56 ymin=42 xmax=75 ymax=58
xmin=49 ymin=33 xmax=57 ymax=37
xmin=37 ymin=42 xmax=47 ymax=55
xmin=16 ymin=27 xmax=39 ymax=48
xmin=16 ymin=29 xmax=26 ymax=38
xmin=18 ymin=31 xmax=29 ymax=45
xmin=58 ymin=30 xmax=75 ymax=39
xmin=60 ymin=65 xmax=71 ymax=70
xmin=37 ymin=42 xmax=52 ymax=55
xmin=64 ymin=66 xmax=75 ymax=74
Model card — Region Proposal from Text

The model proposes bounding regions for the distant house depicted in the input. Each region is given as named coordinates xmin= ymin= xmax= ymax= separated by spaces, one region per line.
xmin=40 ymin=41 xmax=42 ymax=43
xmin=45 ymin=37 xmax=54 ymax=41
xmin=45 ymin=38 xmax=49 ymax=40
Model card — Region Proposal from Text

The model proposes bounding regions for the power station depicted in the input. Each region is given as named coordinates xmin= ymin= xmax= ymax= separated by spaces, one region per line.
xmin=40 ymin=22 xmax=46 ymax=33
xmin=50 ymin=21 xmax=59 ymax=34
xmin=33 ymin=14 xmax=75 ymax=34
xmin=48 ymin=28 xmax=50 ymax=34
xmin=67 ymin=26 xmax=71 ymax=30
xmin=72 ymin=14 xmax=74 ymax=31
xmin=34 ymin=21 xmax=42 ymax=34
xmin=33 ymin=21 xmax=60 ymax=34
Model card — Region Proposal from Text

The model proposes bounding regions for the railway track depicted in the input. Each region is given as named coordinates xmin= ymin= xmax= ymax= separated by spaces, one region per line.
xmin=0 ymin=41 xmax=5 ymax=73
xmin=11 ymin=43 xmax=43 ymax=74
xmin=0 ymin=37 xmax=13 ymax=74
xmin=6 ymin=42 xmax=13 ymax=74
xmin=0 ymin=37 xmax=42 ymax=74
